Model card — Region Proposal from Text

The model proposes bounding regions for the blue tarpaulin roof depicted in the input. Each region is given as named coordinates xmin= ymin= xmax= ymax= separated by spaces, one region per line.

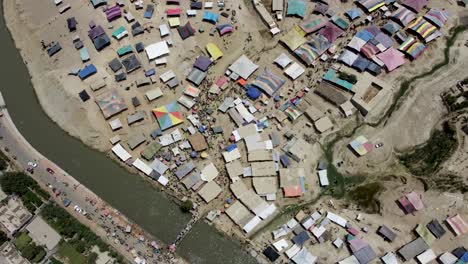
xmin=203 ymin=11 xmax=219 ymax=23
xmin=287 ymin=0 xmax=307 ymax=18
xmin=79 ymin=64 xmax=97 ymax=80
xmin=346 ymin=8 xmax=363 ymax=20
xmin=246 ymin=86 xmax=261 ymax=100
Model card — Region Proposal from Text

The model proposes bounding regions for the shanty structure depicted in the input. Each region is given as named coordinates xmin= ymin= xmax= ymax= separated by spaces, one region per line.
xmin=424 ymin=8 xmax=449 ymax=28
xmin=152 ymin=102 xmax=184 ymax=130
xmin=198 ymin=181 xmax=222 ymax=202
xmin=357 ymin=0 xmax=385 ymax=12
xmin=376 ymin=48 xmax=405 ymax=72
xmin=95 ymin=89 xmax=127 ymax=119
xmin=295 ymin=35 xmax=331 ymax=66
xmin=206 ymin=42 xmax=223 ymax=60
xmin=319 ymin=22 xmax=344 ymax=44
xmin=402 ymin=0 xmax=428 ymax=13
xmin=378 ymin=225 xmax=397 ymax=241
xmin=398 ymin=238 xmax=429 ymax=261
xmin=229 ymin=55 xmax=259 ymax=80
xmin=349 ymin=136 xmax=373 ymax=156
xmin=251 ymin=69 xmax=285 ymax=96
xmin=280 ymin=29 xmax=307 ymax=51
xmin=145 ymin=41 xmax=170 ymax=60
xmin=300 ymin=18 xmax=327 ymax=34
xmin=392 ymin=6 xmax=417 ymax=26
xmin=446 ymin=214 xmax=468 ymax=236
xmin=287 ymin=0 xmax=306 ymax=18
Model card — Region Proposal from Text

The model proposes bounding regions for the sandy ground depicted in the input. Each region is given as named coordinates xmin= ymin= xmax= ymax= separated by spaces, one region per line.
xmin=4 ymin=0 xmax=468 ymax=262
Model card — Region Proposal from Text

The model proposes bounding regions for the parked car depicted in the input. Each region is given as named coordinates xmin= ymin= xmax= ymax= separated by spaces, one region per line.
xmin=27 ymin=161 xmax=37 ymax=168
xmin=374 ymin=143 xmax=384 ymax=148
xmin=46 ymin=168 xmax=55 ymax=174
xmin=63 ymin=198 xmax=71 ymax=207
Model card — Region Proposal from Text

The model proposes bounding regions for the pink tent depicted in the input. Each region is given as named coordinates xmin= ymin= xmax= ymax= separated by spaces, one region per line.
xmin=446 ymin=214 xmax=468 ymax=236
xmin=318 ymin=22 xmax=344 ymax=43
xmin=406 ymin=191 xmax=424 ymax=210
xmin=376 ymin=48 xmax=405 ymax=72
xmin=402 ymin=0 xmax=428 ymax=13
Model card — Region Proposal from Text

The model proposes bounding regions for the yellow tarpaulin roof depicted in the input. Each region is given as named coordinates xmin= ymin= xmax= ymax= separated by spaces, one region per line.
xmin=206 ymin=43 xmax=223 ymax=60
xmin=168 ymin=17 xmax=180 ymax=27
xmin=280 ymin=28 xmax=307 ymax=51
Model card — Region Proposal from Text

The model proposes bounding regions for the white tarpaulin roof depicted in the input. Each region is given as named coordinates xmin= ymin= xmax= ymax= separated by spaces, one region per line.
xmin=112 ymin=144 xmax=132 ymax=161
xmin=339 ymin=49 xmax=359 ymax=66
xmin=228 ymin=55 xmax=259 ymax=79
xmin=159 ymin=24 xmax=170 ymax=37
xmin=292 ymin=248 xmax=318 ymax=264
xmin=273 ymin=239 xmax=289 ymax=252
xmin=274 ymin=53 xmax=293 ymax=68
xmin=133 ymin=159 xmax=153 ymax=176
xmin=243 ymin=215 xmax=262 ymax=233
xmin=284 ymin=62 xmax=305 ymax=80
xmin=201 ymin=163 xmax=219 ymax=182
xmin=145 ymin=41 xmax=170 ymax=60
xmin=381 ymin=252 xmax=399 ymax=264
xmin=327 ymin=212 xmax=347 ymax=227
xmin=417 ymin=249 xmax=436 ymax=264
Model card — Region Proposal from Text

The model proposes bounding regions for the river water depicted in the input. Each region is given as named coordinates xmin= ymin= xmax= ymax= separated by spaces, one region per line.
xmin=0 ymin=4 xmax=256 ymax=264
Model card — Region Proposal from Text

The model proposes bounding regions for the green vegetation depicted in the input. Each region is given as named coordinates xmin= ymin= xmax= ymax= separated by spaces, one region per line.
xmin=421 ymin=174 xmax=468 ymax=193
xmin=87 ymin=252 xmax=98 ymax=264
xmin=0 ymin=172 xmax=49 ymax=212
xmin=338 ymin=71 xmax=357 ymax=84
xmin=0 ymin=230 xmax=8 ymax=245
xmin=14 ymin=233 xmax=46 ymax=263
xmin=180 ymin=200 xmax=193 ymax=213
xmin=50 ymin=257 xmax=64 ymax=264
xmin=443 ymin=93 xmax=468 ymax=112
xmin=347 ymin=182 xmax=382 ymax=213
xmin=369 ymin=25 xmax=467 ymax=127
xmin=0 ymin=150 xmax=9 ymax=171
xmin=58 ymin=242 xmax=87 ymax=264
xmin=400 ymin=122 xmax=457 ymax=175
xmin=41 ymin=204 xmax=123 ymax=263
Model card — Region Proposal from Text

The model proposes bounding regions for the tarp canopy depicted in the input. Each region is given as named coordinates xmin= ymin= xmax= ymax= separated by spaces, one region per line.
xmin=408 ymin=17 xmax=437 ymax=41
xmin=399 ymin=36 xmax=426 ymax=59
xmin=217 ymin=24 xmax=234 ymax=36
xmin=314 ymin=2 xmax=329 ymax=15
xmin=424 ymin=8 xmax=449 ymax=28
xmin=177 ymin=21 xmax=195 ymax=40
xmin=246 ymin=86 xmax=261 ymax=100
xmin=187 ymin=68 xmax=207 ymax=86
xmin=122 ymin=54 xmax=141 ymax=73
xmin=361 ymin=42 xmax=380 ymax=58
xmin=392 ymin=6 xmax=417 ymax=26
xmin=446 ymin=214 xmax=468 ymax=236
xmin=319 ymin=22 xmax=345 ymax=43
xmin=402 ymin=0 xmax=428 ymax=12
xmin=381 ymin=21 xmax=402 ymax=35
xmin=152 ymin=102 xmax=184 ymax=130
xmin=287 ymin=0 xmax=307 ymax=18
xmin=95 ymin=89 xmax=127 ymax=119
xmin=79 ymin=64 xmax=97 ymax=80
xmin=280 ymin=28 xmax=307 ymax=51
xmin=294 ymin=34 xmax=331 ymax=65
xmin=357 ymin=0 xmax=385 ymax=12
xmin=194 ymin=56 xmax=212 ymax=72
xmin=376 ymin=47 xmax=405 ymax=72
xmin=251 ymin=68 xmax=286 ymax=96
xmin=145 ymin=41 xmax=170 ymax=60
xmin=228 ymin=55 xmax=259 ymax=80
xmin=323 ymin=69 xmax=353 ymax=90
xmin=206 ymin=43 xmax=223 ymax=60
xmin=300 ymin=18 xmax=327 ymax=34
xmin=339 ymin=49 xmax=359 ymax=66
xmin=346 ymin=8 xmax=363 ymax=20
xmin=112 ymin=26 xmax=128 ymax=40
xmin=105 ymin=5 xmax=121 ymax=22
xmin=331 ymin=15 xmax=349 ymax=30
xmin=117 ymin=45 xmax=133 ymax=56
xmin=203 ymin=11 xmax=219 ymax=23
xmin=352 ymin=56 xmax=371 ymax=72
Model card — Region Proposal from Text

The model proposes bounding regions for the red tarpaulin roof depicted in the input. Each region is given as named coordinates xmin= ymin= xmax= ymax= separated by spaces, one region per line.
xmin=402 ymin=0 xmax=428 ymax=12
xmin=376 ymin=47 xmax=405 ymax=72
xmin=318 ymin=22 xmax=345 ymax=43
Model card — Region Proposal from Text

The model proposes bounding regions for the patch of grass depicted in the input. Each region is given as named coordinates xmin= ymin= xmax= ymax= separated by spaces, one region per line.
xmin=347 ymin=182 xmax=382 ymax=213
xmin=58 ymin=242 xmax=87 ymax=264
xmin=14 ymin=232 xmax=32 ymax=250
xmin=399 ymin=122 xmax=457 ymax=175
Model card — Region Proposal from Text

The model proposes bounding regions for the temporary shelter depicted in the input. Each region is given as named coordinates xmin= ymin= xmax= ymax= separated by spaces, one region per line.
xmin=251 ymin=69 xmax=285 ymax=96
xmin=203 ymin=11 xmax=219 ymax=23
xmin=424 ymin=8 xmax=449 ymax=28
xmin=346 ymin=8 xmax=363 ymax=20
xmin=274 ymin=53 xmax=293 ymax=68
xmin=398 ymin=238 xmax=429 ymax=261
xmin=402 ymin=0 xmax=428 ymax=13
xmin=105 ymin=6 xmax=121 ymax=22
xmin=339 ymin=49 xmax=359 ymax=66
xmin=216 ymin=24 xmax=234 ymax=36
xmin=117 ymin=45 xmax=132 ymax=57
xmin=408 ymin=17 xmax=437 ymax=41
xmin=294 ymin=34 xmax=331 ymax=66
xmin=186 ymin=68 xmax=207 ymax=86
xmin=193 ymin=56 xmax=212 ymax=72
xmin=319 ymin=22 xmax=345 ymax=43
xmin=427 ymin=219 xmax=446 ymax=239
xmin=67 ymin=17 xmax=77 ymax=32
xmin=47 ymin=42 xmax=62 ymax=57
xmin=314 ymin=3 xmax=329 ymax=15
xmin=446 ymin=214 xmax=468 ymax=236
xmin=206 ymin=43 xmax=223 ymax=60
xmin=229 ymin=55 xmax=259 ymax=80
xmin=144 ymin=4 xmax=155 ymax=18
xmin=108 ymin=58 xmax=122 ymax=72
xmin=392 ymin=6 xmax=417 ymax=26
xmin=331 ymin=16 xmax=349 ymax=30
xmin=376 ymin=48 xmax=405 ymax=72
xmin=349 ymin=136 xmax=373 ymax=156
xmin=177 ymin=22 xmax=195 ymax=40
xmin=284 ymin=63 xmax=304 ymax=80
xmin=357 ymin=0 xmax=385 ymax=12
xmin=398 ymin=36 xmax=426 ymax=59
xmin=122 ymin=54 xmax=141 ymax=73
xmin=79 ymin=64 xmax=97 ymax=80
xmin=95 ymin=89 xmax=128 ymax=119
xmin=198 ymin=181 xmax=222 ymax=202
xmin=280 ymin=29 xmax=307 ymax=51
xmin=381 ymin=21 xmax=402 ymax=35
xmin=112 ymin=26 xmax=128 ymax=40
xmin=323 ymin=69 xmax=353 ymax=90
xmin=152 ymin=102 xmax=184 ymax=130
xmin=145 ymin=41 xmax=170 ymax=60
xmin=287 ymin=0 xmax=307 ymax=18
xmin=91 ymin=0 xmax=107 ymax=8
xmin=300 ymin=18 xmax=327 ymax=34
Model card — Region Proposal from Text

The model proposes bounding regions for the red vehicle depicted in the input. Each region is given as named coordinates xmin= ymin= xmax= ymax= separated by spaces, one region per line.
xmin=46 ymin=168 xmax=55 ymax=175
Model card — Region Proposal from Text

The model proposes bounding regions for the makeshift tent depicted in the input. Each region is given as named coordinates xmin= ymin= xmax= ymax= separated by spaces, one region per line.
xmin=187 ymin=68 xmax=207 ymax=86
xmin=105 ymin=6 xmax=121 ymax=22
xmin=339 ymin=49 xmax=359 ymax=66
xmin=357 ymin=0 xmax=385 ymax=12
xmin=145 ymin=41 xmax=170 ymax=60
xmin=366 ymin=62 xmax=382 ymax=75
xmin=300 ymin=18 xmax=327 ymax=34
xmin=79 ymin=48 xmax=90 ymax=62
xmin=251 ymin=69 xmax=286 ymax=96
xmin=352 ymin=56 xmax=371 ymax=72
xmin=424 ymin=8 xmax=449 ymax=28
xmin=78 ymin=90 xmax=90 ymax=102
xmin=402 ymin=0 xmax=428 ymax=12
xmin=194 ymin=56 xmax=212 ymax=72
xmin=135 ymin=42 xmax=145 ymax=53
xmin=246 ymin=86 xmax=261 ymax=100
xmin=408 ymin=17 xmax=437 ymax=41
xmin=323 ymin=69 xmax=353 ymax=90
xmin=331 ymin=16 xmax=349 ymax=30
xmin=216 ymin=24 xmax=234 ymax=36
xmin=319 ymin=22 xmax=345 ymax=43
xmin=381 ymin=21 xmax=402 ymax=35
xmin=203 ymin=11 xmax=218 ymax=23
xmin=426 ymin=219 xmax=446 ymax=239
xmin=206 ymin=43 xmax=223 ymax=60
xmin=392 ymin=6 xmax=417 ymax=26
xmin=284 ymin=63 xmax=304 ymax=80
xmin=294 ymin=34 xmax=331 ymax=66
xmin=398 ymin=36 xmax=426 ymax=59
xmin=280 ymin=29 xmax=307 ymax=51
xmin=263 ymin=247 xmax=280 ymax=262
xmin=378 ymin=225 xmax=397 ymax=241
xmin=166 ymin=7 xmax=181 ymax=16
xmin=152 ymin=102 xmax=184 ymax=130
xmin=108 ymin=58 xmax=122 ymax=72
xmin=112 ymin=26 xmax=128 ymax=40
xmin=95 ymin=89 xmax=128 ymax=119
xmin=79 ymin=64 xmax=97 ymax=80
xmin=177 ymin=22 xmax=195 ymax=40
xmin=145 ymin=4 xmax=155 ymax=18
xmin=314 ymin=2 xmax=329 ymax=15
xmin=168 ymin=17 xmax=180 ymax=27
xmin=117 ymin=45 xmax=132 ymax=56
xmin=361 ymin=42 xmax=380 ymax=58
xmin=90 ymin=0 xmax=107 ymax=8
xmin=446 ymin=214 xmax=468 ymax=236
xmin=346 ymin=8 xmax=363 ymax=20
xmin=47 ymin=42 xmax=62 ymax=57
xmin=122 ymin=54 xmax=141 ymax=73
xmin=374 ymin=32 xmax=394 ymax=51
xmin=67 ymin=17 xmax=77 ymax=31
xmin=376 ymin=48 xmax=405 ymax=72
xmin=287 ymin=0 xmax=307 ymax=18
xmin=274 ymin=53 xmax=293 ymax=68
xmin=228 ymin=55 xmax=259 ymax=80
xmin=349 ymin=136 xmax=373 ymax=156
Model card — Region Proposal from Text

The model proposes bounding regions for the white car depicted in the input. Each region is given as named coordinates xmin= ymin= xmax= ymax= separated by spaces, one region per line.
xmin=27 ymin=161 xmax=37 ymax=168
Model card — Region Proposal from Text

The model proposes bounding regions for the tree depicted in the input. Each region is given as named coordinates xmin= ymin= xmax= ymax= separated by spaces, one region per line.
xmin=87 ymin=252 xmax=98 ymax=264
xmin=180 ymin=200 xmax=193 ymax=213
xmin=0 ymin=230 xmax=7 ymax=245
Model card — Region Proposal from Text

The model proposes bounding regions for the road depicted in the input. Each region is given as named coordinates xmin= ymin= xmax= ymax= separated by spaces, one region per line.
xmin=0 ymin=98 xmax=183 ymax=263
